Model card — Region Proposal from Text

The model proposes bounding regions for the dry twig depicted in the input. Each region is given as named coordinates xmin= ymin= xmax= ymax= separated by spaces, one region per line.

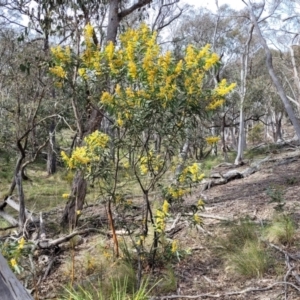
xmin=151 ymin=281 xmax=300 ymax=299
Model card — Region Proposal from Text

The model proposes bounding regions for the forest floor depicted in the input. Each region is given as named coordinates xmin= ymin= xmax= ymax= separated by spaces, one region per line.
xmin=2 ymin=144 xmax=300 ymax=299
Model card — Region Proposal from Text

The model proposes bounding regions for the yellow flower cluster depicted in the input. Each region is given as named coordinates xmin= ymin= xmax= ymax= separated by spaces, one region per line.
xmin=204 ymin=53 xmax=219 ymax=70
xmin=206 ymin=98 xmax=225 ymax=110
xmin=61 ymin=131 xmax=110 ymax=170
xmin=197 ymin=44 xmax=211 ymax=59
xmin=205 ymin=136 xmax=220 ymax=145
xmin=84 ymin=23 xmax=94 ymax=47
xmin=51 ymin=46 xmax=71 ymax=63
xmin=193 ymin=214 xmax=202 ymax=225
xmin=100 ymin=91 xmax=114 ymax=105
xmin=72 ymin=147 xmax=90 ymax=164
xmin=168 ymin=186 xmax=187 ymax=199
xmin=84 ymin=130 xmax=110 ymax=150
xmin=171 ymin=240 xmax=178 ymax=253
xmin=139 ymin=152 xmax=163 ymax=175
xmin=197 ymin=199 xmax=205 ymax=208
xmin=214 ymin=79 xmax=236 ymax=96
xmin=49 ymin=66 xmax=67 ymax=78
xmin=18 ymin=237 xmax=25 ymax=250
xmin=78 ymin=68 xmax=88 ymax=79
xmin=155 ymin=200 xmax=169 ymax=233
xmin=179 ymin=163 xmax=205 ymax=182
xmin=62 ymin=193 xmax=70 ymax=199
xmin=10 ymin=258 xmax=17 ymax=268
xmin=105 ymin=42 xmax=115 ymax=61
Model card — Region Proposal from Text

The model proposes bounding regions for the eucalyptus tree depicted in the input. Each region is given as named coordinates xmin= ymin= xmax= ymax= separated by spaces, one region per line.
xmin=244 ymin=0 xmax=300 ymax=140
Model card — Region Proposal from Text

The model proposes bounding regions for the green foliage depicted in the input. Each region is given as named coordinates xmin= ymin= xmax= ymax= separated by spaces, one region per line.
xmin=220 ymin=219 xmax=257 ymax=252
xmin=201 ymin=155 xmax=224 ymax=173
xmin=248 ymin=123 xmax=263 ymax=144
xmin=266 ymin=185 xmax=285 ymax=212
xmin=225 ymin=240 xmax=272 ymax=278
xmin=61 ymin=276 xmax=157 ymax=300
xmin=264 ymin=214 xmax=296 ymax=246
xmin=0 ymin=237 xmax=32 ymax=274
xmin=220 ymin=219 xmax=273 ymax=278
xmin=286 ymin=176 xmax=297 ymax=185
xmin=155 ymin=266 xmax=177 ymax=294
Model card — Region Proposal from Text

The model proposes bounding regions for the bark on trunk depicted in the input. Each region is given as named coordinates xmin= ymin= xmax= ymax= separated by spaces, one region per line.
xmin=47 ymin=120 xmax=56 ymax=175
xmin=15 ymin=172 xmax=26 ymax=232
xmin=247 ymin=2 xmax=300 ymax=140
xmin=0 ymin=252 xmax=33 ymax=300
xmin=61 ymin=171 xmax=87 ymax=229
xmin=275 ymin=114 xmax=283 ymax=142
xmin=234 ymin=24 xmax=254 ymax=165
xmin=106 ymin=0 xmax=120 ymax=43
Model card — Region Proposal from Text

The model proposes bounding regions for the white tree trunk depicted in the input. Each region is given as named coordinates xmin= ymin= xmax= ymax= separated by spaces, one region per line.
xmin=247 ymin=1 xmax=300 ymax=140
xmin=235 ymin=24 xmax=254 ymax=165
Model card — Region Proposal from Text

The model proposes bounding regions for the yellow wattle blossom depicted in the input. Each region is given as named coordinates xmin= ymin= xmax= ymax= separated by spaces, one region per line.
xmin=10 ymin=258 xmax=17 ymax=268
xmin=140 ymin=163 xmax=148 ymax=175
xmin=84 ymin=23 xmax=94 ymax=46
xmin=78 ymin=68 xmax=88 ymax=79
xmin=18 ymin=237 xmax=25 ymax=250
xmin=125 ymin=42 xmax=135 ymax=61
xmin=214 ymin=79 xmax=236 ymax=96
xmin=179 ymin=163 xmax=204 ymax=182
xmin=72 ymin=147 xmax=90 ymax=165
xmin=162 ymin=200 xmax=170 ymax=214
xmin=128 ymin=61 xmax=137 ymax=78
xmin=197 ymin=199 xmax=205 ymax=208
xmin=49 ymin=66 xmax=67 ymax=78
xmin=62 ymin=193 xmax=70 ymax=199
xmin=174 ymin=60 xmax=183 ymax=75
xmin=125 ymin=87 xmax=135 ymax=98
xmin=193 ymin=214 xmax=202 ymax=224
xmin=206 ymin=99 xmax=225 ymax=110
xmin=116 ymin=117 xmax=124 ymax=127
xmin=204 ymin=53 xmax=219 ymax=70
xmin=155 ymin=209 xmax=166 ymax=233
xmin=61 ymin=151 xmax=71 ymax=167
xmin=76 ymin=210 xmax=81 ymax=216
xmin=171 ymin=240 xmax=178 ymax=253
xmin=51 ymin=46 xmax=71 ymax=63
xmin=185 ymin=45 xmax=196 ymax=69
xmin=158 ymin=51 xmax=172 ymax=73
xmin=105 ymin=41 xmax=115 ymax=61
xmin=100 ymin=91 xmax=114 ymax=105
xmin=115 ymin=84 xmax=122 ymax=96
xmin=205 ymin=136 xmax=220 ymax=145
xmin=197 ymin=44 xmax=211 ymax=59
xmin=84 ymin=130 xmax=110 ymax=149
xmin=168 ymin=187 xmax=186 ymax=199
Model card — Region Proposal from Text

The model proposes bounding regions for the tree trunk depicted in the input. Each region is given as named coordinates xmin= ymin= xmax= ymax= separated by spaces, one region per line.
xmin=275 ymin=113 xmax=283 ymax=142
xmin=175 ymin=137 xmax=190 ymax=177
xmin=247 ymin=2 xmax=300 ymax=140
xmin=106 ymin=0 xmax=120 ymax=43
xmin=61 ymin=171 xmax=87 ymax=229
xmin=234 ymin=24 xmax=254 ymax=165
xmin=15 ymin=172 xmax=26 ymax=232
xmin=221 ymin=114 xmax=228 ymax=161
xmin=47 ymin=120 xmax=56 ymax=175
xmin=0 ymin=252 xmax=33 ymax=300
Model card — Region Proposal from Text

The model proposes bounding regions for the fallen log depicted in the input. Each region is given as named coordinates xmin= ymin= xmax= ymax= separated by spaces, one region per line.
xmin=202 ymin=156 xmax=270 ymax=191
